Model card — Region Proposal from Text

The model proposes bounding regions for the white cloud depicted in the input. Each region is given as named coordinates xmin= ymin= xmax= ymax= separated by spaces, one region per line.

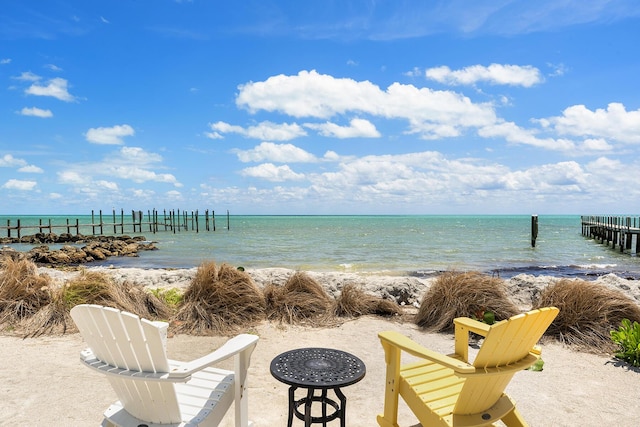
xmin=237 ymin=70 xmax=383 ymax=119
xmin=111 ymin=166 xmax=180 ymax=185
xmin=57 ymin=147 xmax=182 ymax=189
xmin=117 ymin=146 xmax=162 ymax=164
xmin=478 ymin=121 xmax=576 ymax=151
xmin=207 ymin=121 xmax=307 ymax=141
xmin=2 ymin=179 xmax=37 ymax=191
xmin=0 ymin=154 xmax=27 ymax=168
xmin=18 ymin=165 xmax=44 ymax=173
xmin=235 ymin=142 xmax=318 ymax=163
xmin=100 ymin=16 xmax=110 ymax=24
xmin=85 ymin=124 xmax=135 ymax=145
xmin=19 ymin=107 xmax=53 ymax=118
xmin=240 ymin=163 xmax=305 ymax=182
xmin=539 ymin=103 xmax=640 ymax=144
xmin=26 ymin=77 xmax=77 ymax=102
xmin=204 ymin=131 xmax=224 ymax=139
xmin=45 ymin=64 xmax=63 ymax=72
xmin=1 ymin=58 xmax=11 ymax=65
xmin=236 ymin=70 xmax=497 ymax=140
xmin=95 ymin=180 xmax=119 ymax=191
xmin=579 ymin=138 xmax=613 ymax=152
xmin=425 ymin=64 xmax=543 ymax=87
xmin=14 ymin=71 xmax=41 ymax=82
xmin=58 ymin=171 xmax=88 ymax=185
xmin=305 ymin=118 xmax=381 ymax=138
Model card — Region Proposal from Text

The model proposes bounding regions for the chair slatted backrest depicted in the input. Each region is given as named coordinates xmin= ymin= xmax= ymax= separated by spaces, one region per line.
xmin=71 ymin=304 xmax=182 ymax=424
xmin=454 ymin=307 xmax=559 ymax=414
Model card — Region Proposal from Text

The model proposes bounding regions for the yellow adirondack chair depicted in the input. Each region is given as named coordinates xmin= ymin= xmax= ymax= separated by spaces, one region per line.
xmin=377 ymin=307 xmax=559 ymax=427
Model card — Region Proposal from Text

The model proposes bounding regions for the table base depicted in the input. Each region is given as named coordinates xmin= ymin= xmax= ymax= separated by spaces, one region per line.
xmin=288 ymin=386 xmax=347 ymax=427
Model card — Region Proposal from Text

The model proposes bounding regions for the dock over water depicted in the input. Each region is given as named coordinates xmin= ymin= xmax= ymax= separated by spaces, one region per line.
xmin=0 ymin=209 xmax=229 ymax=240
xmin=581 ymin=215 xmax=640 ymax=255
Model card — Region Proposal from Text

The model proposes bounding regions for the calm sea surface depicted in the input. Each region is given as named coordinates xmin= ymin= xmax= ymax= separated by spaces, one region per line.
xmin=2 ymin=215 xmax=640 ymax=279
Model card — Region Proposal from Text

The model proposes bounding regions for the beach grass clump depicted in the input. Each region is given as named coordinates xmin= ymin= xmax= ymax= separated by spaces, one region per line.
xmin=22 ymin=269 xmax=171 ymax=337
xmin=332 ymin=283 xmax=402 ymax=318
xmin=534 ymin=278 xmax=640 ymax=352
xmin=172 ymin=261 xmax=266 ymax=335
xmin=264 ymin=271 xmax=334 ymax=326
xmin=415 ymin=271 xmax=520 ymax=332
xmin=0 ymin=258 xmax=52 ymax=329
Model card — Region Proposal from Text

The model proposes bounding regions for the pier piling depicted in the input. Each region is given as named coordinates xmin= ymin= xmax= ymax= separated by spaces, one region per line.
xmin=531 ymin=215 xmax=538 ymax=248
xmin=0 ymin=208 xmax=230 ymax=238
xmin=581 ymin=215 xmax=640 ymax=257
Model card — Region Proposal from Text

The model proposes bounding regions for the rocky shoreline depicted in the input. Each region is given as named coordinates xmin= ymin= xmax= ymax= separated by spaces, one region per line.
xmin=38 ymin=265 xmax=640 ymax=311
xmin=0 ymin=233 xmax=157 ymax=265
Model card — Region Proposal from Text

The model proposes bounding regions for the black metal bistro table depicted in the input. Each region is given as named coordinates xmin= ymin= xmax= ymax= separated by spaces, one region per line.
xmin=270 ymin=348 xmax=366 ymax=427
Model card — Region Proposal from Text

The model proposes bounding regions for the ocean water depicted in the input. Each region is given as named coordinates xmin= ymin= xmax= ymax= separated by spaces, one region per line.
xmin=2 ymin=214 xmax=640 ymax=279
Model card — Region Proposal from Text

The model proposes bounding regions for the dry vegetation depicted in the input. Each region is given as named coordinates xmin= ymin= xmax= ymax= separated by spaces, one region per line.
xmin=534 ymin=278 xmax=640 ymax=352
xmin=0 ymin=258 xmax=52 ymax=328
xmin=24 ymin=269 xmax=170 ymax=337
xmin=415 ymin=271 xmax=520 ymax=332
xmin=264 ymin=271 xmax=334 ymax=326
xmin=333 ymin=283 xmax=402 ymax=318
xmin=0 ymin=258 xmax=171 ymax=336
xmin=172 ymin=261 xmax=266 ymax=335
xmin=3 ymin=257 xmax=640 ymax=353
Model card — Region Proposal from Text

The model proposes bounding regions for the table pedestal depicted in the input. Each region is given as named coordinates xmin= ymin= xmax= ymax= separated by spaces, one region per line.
xmin=288 ymin=386 xmax=347 ymax=427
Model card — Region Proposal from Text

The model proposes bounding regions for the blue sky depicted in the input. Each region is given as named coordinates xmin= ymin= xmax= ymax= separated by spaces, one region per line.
xmin=2 ymin=1 xmax=640 ymax=215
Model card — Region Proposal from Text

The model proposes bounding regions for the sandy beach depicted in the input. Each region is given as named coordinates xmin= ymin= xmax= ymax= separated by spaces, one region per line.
xmin=2 ymin=267 xmax=640 ymax=426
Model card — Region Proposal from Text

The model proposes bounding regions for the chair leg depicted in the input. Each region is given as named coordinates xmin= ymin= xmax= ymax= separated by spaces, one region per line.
xmin=378 ymin=344 xmax=401 ymax=427
xmin=501 ymin=407 xmax=528 ymax=427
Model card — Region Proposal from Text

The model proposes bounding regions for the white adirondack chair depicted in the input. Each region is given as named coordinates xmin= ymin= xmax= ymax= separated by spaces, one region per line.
xmin=70 ymin=304 xmax=258 ymax=427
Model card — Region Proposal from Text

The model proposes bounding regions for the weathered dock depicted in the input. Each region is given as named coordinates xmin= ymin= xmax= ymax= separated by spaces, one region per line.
xmin=581 ymin=215 xmax=640 ymax=255
xmin=0 ymin=209 xmax=230 ymax=239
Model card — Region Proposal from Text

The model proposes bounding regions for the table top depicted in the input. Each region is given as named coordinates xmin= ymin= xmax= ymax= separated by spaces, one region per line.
xmin=270 ymin=347 xmax=366 ymax=389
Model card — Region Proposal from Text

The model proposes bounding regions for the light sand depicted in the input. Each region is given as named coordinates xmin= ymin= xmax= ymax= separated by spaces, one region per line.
xmin=2 ymin=267 xmax=640 ymax=426
xmin=2 ymin=315 xmax=640 ymax=427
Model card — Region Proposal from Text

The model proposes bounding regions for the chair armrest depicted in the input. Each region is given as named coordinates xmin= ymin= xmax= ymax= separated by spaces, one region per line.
xmin=168 ymin=334 xmax=258 ymax=379
xmin=453 ymin=317 xmax=492 ymax=362
xmin=378 ymin=331 xmax=475 ymax=374
xmin=454 ymin=317 xmax=491 ymax=336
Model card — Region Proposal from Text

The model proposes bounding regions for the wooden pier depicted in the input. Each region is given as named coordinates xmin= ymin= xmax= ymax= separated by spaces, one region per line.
xmin=581 ymin=215 xmax=640 ymax=255
xmin=0 ymin=209 xmax=230 ymax=239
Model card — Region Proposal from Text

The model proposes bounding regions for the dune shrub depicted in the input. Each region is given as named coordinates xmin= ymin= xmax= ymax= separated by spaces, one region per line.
xmin=0 ymin=258 xmax=52 ymax=328
xmin=264 ymin=271 xmax=333 ymax=326
xmin=415 ymin=271 xmax=520 ymax=332
xmin=534 ymin=278 xmax=640 ymax=352
xmin=611 ymin=319 xmax=640 ymax=367
xmin=23 ymin=269 xmax=171 ymax=337
xmin=333 ymin=283 xmax=402 ymax=318
xmin=173 ymin=261 xmax=266 ymax=335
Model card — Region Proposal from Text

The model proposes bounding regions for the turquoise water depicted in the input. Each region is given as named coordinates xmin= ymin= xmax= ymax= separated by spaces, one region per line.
xmin=2 ymin=215 xmax=639 ymax=278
